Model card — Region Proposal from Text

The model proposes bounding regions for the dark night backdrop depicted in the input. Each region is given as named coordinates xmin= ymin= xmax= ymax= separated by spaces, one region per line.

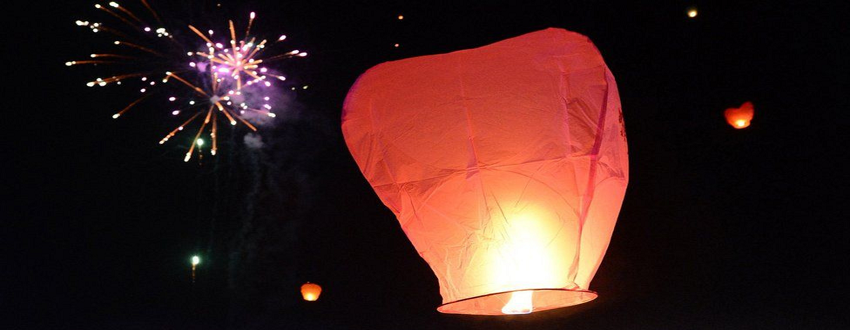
xmin=4 ymin=0 xmax=848 ymax=329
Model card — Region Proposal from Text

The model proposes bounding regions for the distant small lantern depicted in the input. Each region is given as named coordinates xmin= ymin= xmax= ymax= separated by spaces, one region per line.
xmin=342 ymin=28 xmax=628 ymax=315
xmin=687 ymin=7 xmax=698 ymax=18
xmin=725 ymin=101 xmax=755 ymax=129
xmin=301 ymin=282 xmax=322 ymax=301
xmin=190 ymin=255 xmax=200 ymax=283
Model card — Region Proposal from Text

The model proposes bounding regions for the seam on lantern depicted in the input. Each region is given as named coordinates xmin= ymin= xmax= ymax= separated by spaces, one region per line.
xmin=457 ymin=53 xmax=482 ymax=171
xmin=456 ymin=51 xmax=493 ymax=265
xmin=555 ymin=39 xmax=575 ymax=159
xmin=581 ymin=74 xmax=610 ymax=218
xmin=572 ymin=71 xmax=610 ymax=280
xmin=366 ymin=94 xmax=405 ymax=214
xmin=370 ymin=157 xmax=586 ymax=192
xmin=512 ymin=156 xmax=550 ymax=209
xmin=396 ymin=158 xmax=580 ymax=231
xmin=496 ymin=165 xmax=583 ymax=217
xmin=413 ymin=193 xmax=479 ymax=299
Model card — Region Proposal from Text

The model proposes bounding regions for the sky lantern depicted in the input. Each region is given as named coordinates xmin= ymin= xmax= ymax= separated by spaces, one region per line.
xmin=725 ymin=101 xmax=755 ymax=129
xmin=301 ymin=282 xmax=322 ymax=301
xmin=190 ymin=255 xmax=200 ymax=283
xmin=342 ymin=28 xmax=629 ymax=315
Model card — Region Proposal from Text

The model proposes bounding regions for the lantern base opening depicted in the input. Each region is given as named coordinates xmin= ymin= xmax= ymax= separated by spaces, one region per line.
xmin=436 ymin=288 xmax=597 ymax=315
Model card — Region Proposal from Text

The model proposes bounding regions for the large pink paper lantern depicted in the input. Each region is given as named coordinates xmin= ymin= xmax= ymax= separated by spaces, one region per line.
xmin=342 ymin=28 xmax=628 ymax=315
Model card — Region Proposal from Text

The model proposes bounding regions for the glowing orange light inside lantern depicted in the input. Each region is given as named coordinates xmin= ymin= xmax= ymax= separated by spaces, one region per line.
xmin=301 ymin=282 xmax=322 ymax=301
xmin=725 ymin=101 xmax=755 ymax=129
xmin=342 ymin=28 xmax=628 ymax=315
xmin=502 ymin=291 xmax=533 ymax=314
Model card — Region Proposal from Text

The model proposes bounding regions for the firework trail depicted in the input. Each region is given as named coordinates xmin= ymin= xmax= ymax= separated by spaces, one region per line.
xmin=67 ymin=1 xmax=307 ymax=162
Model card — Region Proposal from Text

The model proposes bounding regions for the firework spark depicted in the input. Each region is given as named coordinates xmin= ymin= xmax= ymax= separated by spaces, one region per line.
xmin=67 ymin=2 xmax=306 ymax=162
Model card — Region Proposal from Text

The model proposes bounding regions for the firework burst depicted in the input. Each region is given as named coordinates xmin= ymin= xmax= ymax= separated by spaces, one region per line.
xmin=67 ymin=1 xmax=306 ymax=162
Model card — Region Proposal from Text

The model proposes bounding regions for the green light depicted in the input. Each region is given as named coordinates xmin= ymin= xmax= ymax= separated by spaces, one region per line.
xmin=196 ymin=138 xmax=205 ymax=147
xmin=191 ymin=255 xmax=200 ymax=266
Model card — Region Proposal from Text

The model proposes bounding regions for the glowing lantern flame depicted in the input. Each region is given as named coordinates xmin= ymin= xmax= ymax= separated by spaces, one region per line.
xmin=502 ymin=291 xmax=533 ymax=314
xmin=725 ymin=101 xmax=755 ymax=129
xmin=342 ymin=28 xmax=628 ymax=315
xmin=301 ymin=282 xmax=322 ymax=301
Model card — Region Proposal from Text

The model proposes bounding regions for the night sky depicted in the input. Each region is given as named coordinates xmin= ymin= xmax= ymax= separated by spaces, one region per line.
xmin=5 ymin=0 xmax=848 ymax=329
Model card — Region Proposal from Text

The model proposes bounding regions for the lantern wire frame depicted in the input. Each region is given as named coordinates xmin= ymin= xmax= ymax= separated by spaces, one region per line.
xmin=436 ymin=288 xmax=598 ymax=315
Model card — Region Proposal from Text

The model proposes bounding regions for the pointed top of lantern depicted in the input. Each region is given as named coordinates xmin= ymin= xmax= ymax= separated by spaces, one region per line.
xmin=725 ymin=101 xmax=755 ymax=129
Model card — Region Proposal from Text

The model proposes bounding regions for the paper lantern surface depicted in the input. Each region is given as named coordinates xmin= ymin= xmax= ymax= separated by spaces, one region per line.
xmin=301 ymin=282 xmax=322 ymax=301
xmin=342 ymin=28 xmax=628 ymax=315
xmin=725 ymin=101 xmax=755 ymax=129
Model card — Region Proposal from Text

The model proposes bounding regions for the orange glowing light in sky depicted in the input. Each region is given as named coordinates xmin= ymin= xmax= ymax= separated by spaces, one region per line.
xmin=725 ymin=101 xmax=755 ymax=129
xmin=301 ymin=282 xmax=322 ymax=301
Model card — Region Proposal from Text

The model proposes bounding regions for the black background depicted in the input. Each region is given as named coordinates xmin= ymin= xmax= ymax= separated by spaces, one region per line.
xmin=4 ymin=0 xmax=848 ymax=329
